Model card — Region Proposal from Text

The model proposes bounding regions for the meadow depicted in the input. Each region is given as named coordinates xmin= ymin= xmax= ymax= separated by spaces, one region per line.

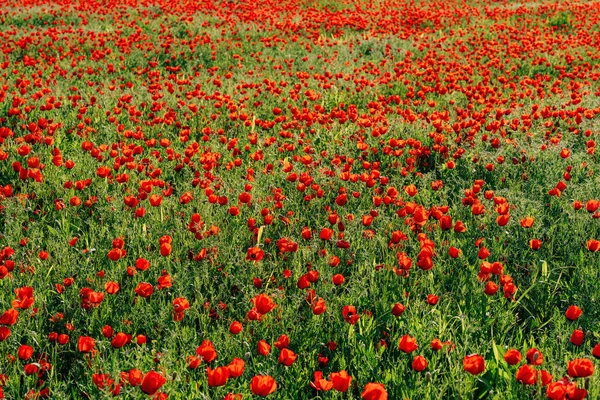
xmin=0 ymin=0 xmax=599 ymax=398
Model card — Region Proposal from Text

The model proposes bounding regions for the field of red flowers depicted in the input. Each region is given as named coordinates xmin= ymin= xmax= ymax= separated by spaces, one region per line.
xmin=0 ymin=0 xmax=599 ymax=398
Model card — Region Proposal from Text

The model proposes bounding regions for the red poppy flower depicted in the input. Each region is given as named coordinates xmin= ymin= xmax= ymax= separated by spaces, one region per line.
xmin=0 ymin=309 xmax=19 ymax=326
xmin=187 ymin=356 xmax=202 ymax=370
xmin=274 ymin=334 xmax=290 ymax=350
xmin=431 ymin=339 xmax=443 ymax=351
xmin=134 ymin=282 xmax=154 ymax=298
xmin=311 ymin=371 xmax=333 ymax=391
xmin=448 ymin=247 xmax=461 ymax=258
xmin=526 ymin=348 xmax=544 ymax=365
xmin=330 ymin=370 xmax=352 ymax=392
xmin=252 ymin=294 xmax=276 ymax=315
xmin=484 ymin=281 xmax=499 ymax=295
xmin=24 ymin=364 xmax=40 ymax=376
xmin=412 ymin=355 xmax=428 ymax=372
xmin=246 ymin=247 xmax=264 ymax=261
xmin=478 ymin=247 xmax=491 ymax=259
xmin=541 ymin=370 xmax=553 ymax=386
xmin=520 ymin=217 xmax=534 ymax=228
xmin=454 ymin=221 xmax=466 ymax=232
xmin=250 ymin=375 xmax=277 ymax=397
xmin=105 ymin=281 xmax=120 ymax=294
xmin=391 ymin=303 xmax=406 ymax=317
xmin=587 ymin=239 xmax=600 ymax=252
xmin=463 ymin=354 xmax=485 ymax=375
xmin=229 ymin=321 xmax=243 ymax=334
xmin=107 ymin=248 xmax=123 ymax=261
xmin=516 ymin=364 xmax=538 ymax=385
xmin=319 ymin=228 xmax=333 ymax=240
xmin=529 ymin=239 xmax=541 ymax=250
xmin=111 ymin=332 xmax=129 ymax=348
xmin=361 ymin=382 xmax=388 ymax=400
xmin=77 ymin=336 xmax=95 ymax=353
xmin=141 ymin=371 xmax=166 ymax=395
xmin=399 ymin=335 xmax=418 ymax=353
xmin=546 ymin=379 xmax=576 ymax=400
xmin=159 ymin=242 xmax=172 ymax=257
xmin=196 ymin=340 xmax=217 ymax=363
xmin=342 ymin=305 xmax=359 ymax=324
xmin=135 ymin=258 xmax=150 ymax=271
xmin=207 ymin=366 xmax=229 ymax=387
xmin=567 ymin=358 xmax=594 ymax=377
xmin=570 ymin=329 xmax=584 ymax=346
xmin=18 ymin=344 xmax=33 ymax=360
xmin=504 ymin=349 xmax=522 ymax=365
xmin=0 ymin=327 xmax=11 ymax=341
xmin=278 ymin=348 xmax=297 ymax=366
xmin=257 ymin=340 xmax=271 ymax=356
xmin=227 ymin=358 xmax=245 ymax=378
xmin=332 ymin=274 xmax=344 ymax=285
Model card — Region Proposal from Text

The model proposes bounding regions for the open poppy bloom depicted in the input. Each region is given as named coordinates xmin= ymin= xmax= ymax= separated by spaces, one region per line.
xmin=251 ymin=293 xmax=276 ymax=315
xmin=141 ymin=370 xmax=166 ymax=395
xmin=463 ymin=354 xmax=485 ymax=375
xmin=342 ymin=305 xmax=360 ymax=324
xmin=250 ymin=375 xmax=277 ymax=397
xmin=398 ymin=335 xmax=418 ymax=353
xmin=361 ymin=382 xmax=388 ymax=400
xmin=246 ymin=246 xmax=264 ymax=261
xmin=207 ymin=366 xmax=229 ymax=387
xmin=567 ymin=358 xmax=594 ymax=378
xmin=310 ymin=371 xmax=333 ymax=391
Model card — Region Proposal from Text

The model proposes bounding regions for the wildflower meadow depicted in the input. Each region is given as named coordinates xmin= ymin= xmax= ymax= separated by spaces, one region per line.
xmin=0 ymin=0 xmax=599 ymax=398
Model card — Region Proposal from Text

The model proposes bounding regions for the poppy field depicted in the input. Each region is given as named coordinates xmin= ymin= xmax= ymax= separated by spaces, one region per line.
xmin=1 ymin=0 xmax=600 ymax=398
